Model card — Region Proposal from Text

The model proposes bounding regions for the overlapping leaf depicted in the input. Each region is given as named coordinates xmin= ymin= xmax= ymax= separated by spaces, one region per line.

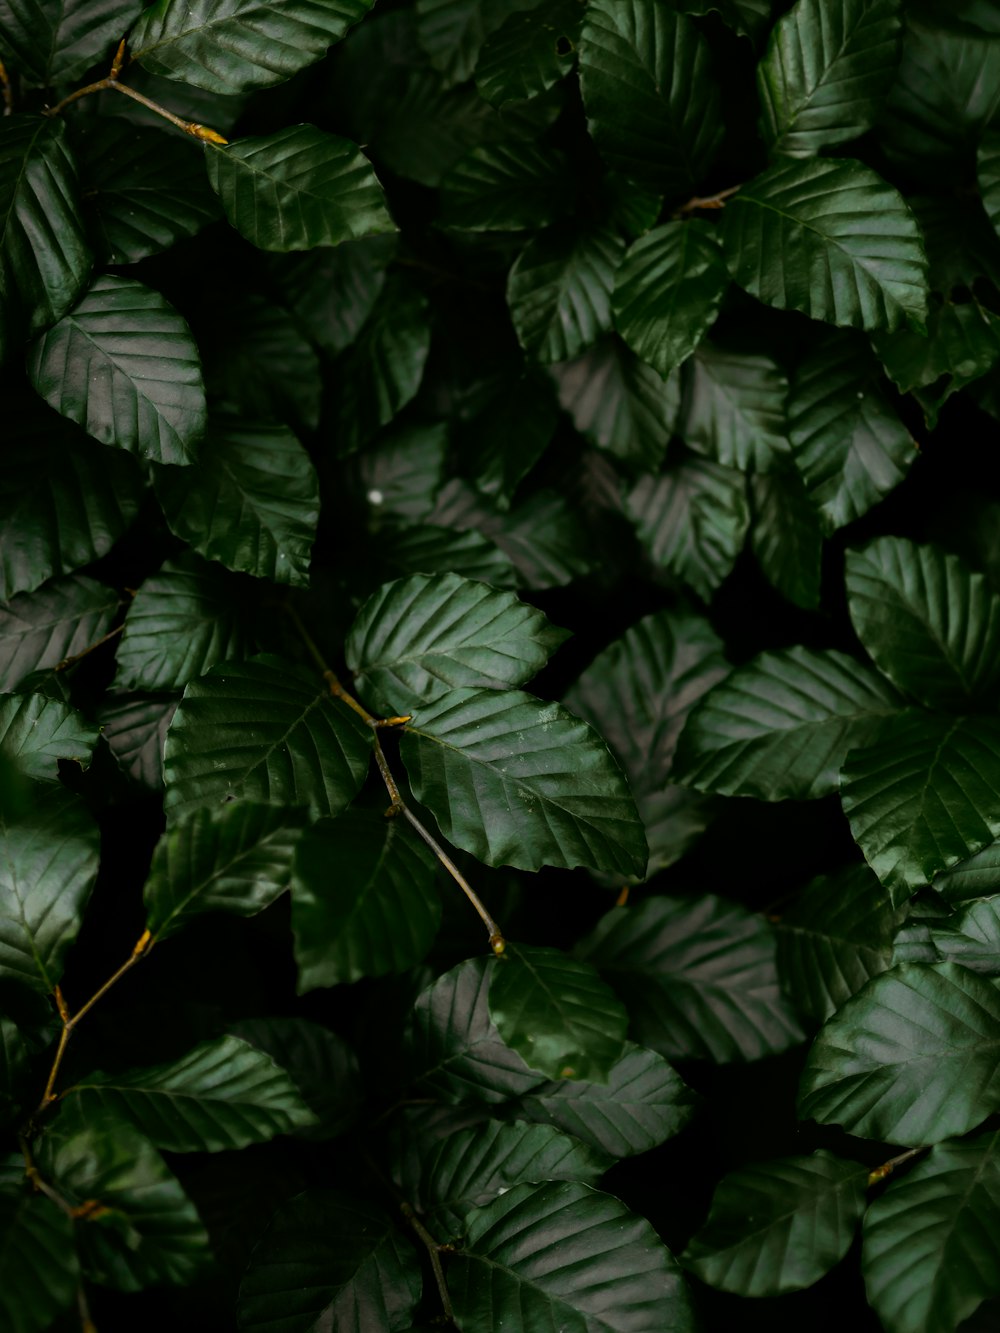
xmin=415 ymin=0 xmax=538 ymax=85
xmin=439 ymin=141 xmax=574 ymax=231
xmin=935 ymin=841 xmax=1000 ymax=904
xmin=475 ymin=0 xmax=582 ymax=106
xmin=0 ymin=0 xmax=140 ymax=85
xmin=979 ymin=131 xmax=1000 ymax=240
xmin=98 ymin=693 xmax=177 ymax=790
xmin=460 ymin=374 xmax=558 ymax=508
xmin=0 ymin=574 xmax=118 ymax=692
xmin=265 ymin=233 xmax=396 ymax=357
xmin=681 ymin=342 xmax=789 ymax=473
xmin=912 ymin=897 xmax=1000 ymax=975
xmin=508 ymin=224 xmax=622 ymax=364
xmin=750 ymin=468 xmax=823 ymax=610
xmin=0 ymin=692 xmax=98 ymax=781
xmin=0 ymin=1190 xmax=78 ymax=1333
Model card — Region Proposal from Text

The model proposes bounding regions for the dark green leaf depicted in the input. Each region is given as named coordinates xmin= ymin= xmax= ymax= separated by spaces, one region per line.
xmin=613 ymin=223 xmax=730 ymax=378
xmin=131 ymin=0 xmax=374 ymax=93
xmin=358 ymin=422 xmax=448 ymax=523
xmin=799 ymin=961 xmax=1000 ymax=1144
xmin=475 ymin=0 xmax=582 ymax=106
xmin=862 ymin=1128 xmax=1000 ymax=1333
xmin=674 ymin=0 xmax=771 ymax=40
xmin=750 ymin=467 xmax=823 ymax=610
xmin=489 ymin=943 xmax=628 ymax=1082
xmin=508 ymin=224 xmax=623 ymax=365
xmin=163 ymin=654 xmax=372 ymax=823
xmin=415 ymin=0 xmax=536 ymax=86
xmin=152 ymin=414 xmax=319 ymax=586
xmin=0 ymin=692 xmax=98 ymax=781
xmin=461 ymin=374 xmax=558 ymax=508
xmin=28 ymin=274 xmax=206 ymax=465
xmin=681 ymin=342 xmax=789 ymax=473
xmin=265 ymin=233 xmax=396 ymax=357
xmin=721 ymin=157 xmax=928 ymax=332
xmin=914 ymin=897 xmax=1000 ymax=975
xmin=439 ymin=141 xmax=574 ymax=231
xmin=346 ymin=571 xmax=567 ymax=712
xmin=683 ymin=1151 xmax=869 ymax=1295
xmin=98 ymin=693 xmax=177 ymax=790
xmin=673 ymin=647 xmax=902 ymax=800
xmin=400 ymin=687 xmax=647 ymax=876
xmin=380 ymin=524 xmax=519 ymax=588
xmin=0 ymin=1189 xmax=78 ymax=1333
xmin=205 ymin=126 xmax=394 ymax=251
xmin=979 ymin=131 xmax=1000 ymax=240
xmin=449 ymin=1180 xmax=695 ymax=1332
xmin=0 ymin=574 xmax=118 ymax=692
xmin=0 ymin=1018 xmax=31 ymax=1123
xmin=935 ymin=841 xmax=1000 ymax=903
xmin=840 ymin=710 xmax=1000 ymax=905
xmin=757 ymin=0 xmax=902 ymax=157
xmin=0 ymin=0 xmax=140 ymax=85
xmin=291 ymin=809 xmax=440 ymax=989
xmin=577 ymin=895 xmax=803 ymax=1063
xmin=238 ymin=1189 xmax=421 ymax=1333
xmin=579 ymin=0 xmax=723 ymax=196
xmin=144 ymin=801 xmax=307 ymax=943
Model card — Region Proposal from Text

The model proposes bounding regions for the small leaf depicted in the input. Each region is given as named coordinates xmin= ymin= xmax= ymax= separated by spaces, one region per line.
xmin=683 ymin=1151 xmax=869 ymax=1295
xmin=475 ymin=0 xmax=582 ymax=106
xmin=681 ymin=341 xmax=790 ymax=473
xmin=0 ymin=693 xmax=99 ymax=781
xmin=577 ymin=895 xmax=803 ymax=1063
xmin=0 ymin=574 xmax=118 ymax=692
xmin=0 ymin=1190 xmax=79 ymax=1333
xmin=873 ymin=299 xmax=1000 ymax=427
xmin=508 ymin=224 xmax=623 ymax=365
xmin=439 ymin=141 xmax=574 ymax=231
xmin=750 ymin=467 xmax=823 ymax=610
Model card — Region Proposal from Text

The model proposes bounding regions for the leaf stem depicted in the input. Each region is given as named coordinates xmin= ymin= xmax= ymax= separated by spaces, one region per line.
xmin=400 ymin=1200 xmax=455 ymax=1323
xmin=868 ymin=1146 xmax=927 ymax=1187
xmin=673 ymin=183 xmax=742 ymax=216
xmin=0 ymin=58 xmax=12 ymax=116
xmin=55 ymin=623 xmax=124 ymax=673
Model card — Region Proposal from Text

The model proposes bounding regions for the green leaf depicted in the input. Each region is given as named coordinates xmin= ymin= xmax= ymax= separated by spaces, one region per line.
xmin=673 ymin=646 xmax=902 ymax=800
xmin=449 ymin=1180 xmax=695 ymax=1332
xmin=238 ymin=1189 xmax=422 ymax=1333
xmin=98 ymin=693 xmax=177 ymax=790
xmin=681 ymin=342 xmax=790 ymax=473
xmin=265 ymin=233 xmax=396 ymax=357
xmin=508 ymin=224 xmax=623 ymax=365
xmin=291 ymin=809 xmax=441 ymax=989
xmin=936 ymin=841 xmax=1000 ymax=904
xmin=74 ymin=120 xmax=220 ymax=265
xmin=513 ymin=1041 xmax=699 ymax=1158
xmin=358 ymin=421 xmax=448 ymax=523
xmin=682 ymin=1151 xmax=869 ymax=1295
xmin=0 ymin=574 xmax=118 ymax=692
xmin=205 ymin=126 xmax=394 ymax=251
xmin=62 ymin=1035 xmax=316 ymax=1152
xmin=0 ymin=787 xmax=99 ymax=994
xmin=915 ymin=897 xmax=1000 ymax=975
xmin=406 ymin=957 xmax=546 ymax=1103
xmin=415 ymin=0 xmax=537 ymax=86
xmin=674 ymin=0 xmax=771 ymax=40
xmin=578 ymin=0 xmax=723 ymax=196
xmin=163 ymin=654 xmax=372 ymax=823
xmin=28 ymin=273 xmax=206 ymax=466
xmin=750 ymin=467 xmax=823 ymax=610
xmin=577 ymin=895 xmax=803 ymax=1063
xmin=475 ymin=0 xmax=582 ymax=106
xmin=625 ymin=451 xmax=749 ymax=600
xmin=439 ymin=141 xmax=574 ymax=231
xmin=787 ymin=330 xmax=916 ymax=533
xmin=0 ymin=116 xmax=90 ymax=364
xmin=862 ymin=1128 xmax=1000 ymax=1333
xmin=721 ymin=157 xmax=929 ymax=332
xmin=979 ymin=131 xmax=1000 ymax=240
xmin=564 ymin=609 xmax=730 ymax=873
xmin=400 ymin=687 xmax=647 ymax=876
xmin=0 ymin=692 xmax=98 ymax=781
xmin=144 ymin=801 xmax=307 ymax=943
xmin=757 ymin=0 xmax=902 ymax=158
xmin=461 ymin=374 xmax=558 ymax=509
xmin=0 ymin=398 xmax=144 ymax=602
xmin=613 ymin=223 xmax=730 ymax=379
xmin=841 ymin=711 xmax=1000 ymax=905
xmin=131 ymin=0 xmax=374 ymax=92
xmin=346 ymin=572 xmax=568 ymax=712
xmin=39 ymin=1105 xmax=210 ymax=1290
xmin=799 ymin=961 xmax=1000 ymax=1144
xmin=846 ymin=537 xmax=1000 ymax=709
xmin=380 ymin=524 xmax=519 ymax=588
xmin=0 ymin=1018 xmax=31 ymax=1123
xmin=872 ymin=299 xmax=1000 ymax=426
xmin=116 ymin=554 xmax=255 ymax=693
xmin=776 ymin=863 xmax=897 ymax=1022
xmin=0 ymin=0 xmax=140 ymax=86
xmin=152 ymin=414 xmax=319 ymax=586
xmin=489 ymin=944 xmax=628 ymax=1082
xmin=0 ymin=1190 xmax=78 ymax=1333
xmin=552 ymin=337 xmax=679 ymax=472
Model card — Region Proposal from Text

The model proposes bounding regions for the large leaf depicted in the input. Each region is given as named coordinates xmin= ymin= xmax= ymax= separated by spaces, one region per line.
xmin=144 ymin=801 xmax=307 ymax=943
xmin=683 ymin=1151 xmax=870 ymax=1295
xmin=0 ymin=116 xmax=90 ymax=363
xmin=840 ymin=710 xmax=1000 ymax=905
xmin=62 ymin=1035 xmax=316 ymax=1152
xmin=489 ymin=944 xmax=628 ymax=1082
xmin=673 ymin=646 xmax=901 ymax=800
xmin=346 ymin=571 xmax=567 ymax=712
xmin=750 ymin=467 xmax=823 ymax=610
xmin=577 ymin=895 xmax=803 ymax=1063
xmin=0 ymin=573 xmax=118 ymax=692
xmin=613 ymin=223 xmax=731 ymax=379
xmin=508 ymin=224 xmax=623 ymax=365
xmin=681 ymin=342 xmax=789 ymax=473
xmin=449 ymin=1180 xmax=695 ymax=1333
xmin=98 ymin=692 xmax=178 ymax=790
xmin=205 ymin=125 xmax=394 ymax=251
xmin=799 ymin=961 xmax=1000 ymax=1144
xmin=475 ymin=0 xmax=582 ymax=106
xmin=238 ymin=1189 xmax=421 ymax=1333
xmin=152 ymin=415 xmax=319 ymax=586
xmin=291 ymin=808 xmax=441 ymax=989
xmin=0 ymin=1189 xmax=79 ymax=1333
xmin=721 ymin=157 xmax=929 ymax=333
xmin=439 ymin=141 xmax=574 ymax=232
xmin=845 ymin=537 xmax=1000 ymax=709
xmin=400 ymin=687 xmax=647 ymax=876
xmin=862 ymin=1129 xmax=1000 ymax=1333
xmin=776 ymin=863 xmax=897 ymax=1022
xmin=513 ymin=1041 xmax=699 ymax=1158
xmin=131 ymin=0 xmax=374 ymax=92
xmin=265 ymin=232 xmax=396 ymax=357
xmin=787 ymin=330 xmax=916 ymax=532
xmin=0 ymin=0 xmax=140 ymax=85
xmin=578 ymin=0 xmax=723 ymax=196
xmin=0 ymin=692 xmax=98 ymax=781
xmin=757 ymin=0 xmax=902 ymax=157
xmin=163 ymin=654 xmax=372 ymax=823
xmin=28 ymin=274 xmax=206 ymax=465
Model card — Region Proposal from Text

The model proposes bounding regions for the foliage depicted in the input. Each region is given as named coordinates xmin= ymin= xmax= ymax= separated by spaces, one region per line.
xmin=3 ymin=1 xmax=1000 ymax=1331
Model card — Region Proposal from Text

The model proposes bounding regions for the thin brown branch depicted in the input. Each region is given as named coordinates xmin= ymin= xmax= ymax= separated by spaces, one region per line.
xmin=400 ymin=1200 xmax=455 ymax=1324
xmin=55 ymin=623 xmax=124 ymax=673
xmin=0 ymin=58 xmax=12 ymax=115
xmin=868 ymin=1146 xmax=927 ymax=1187
xmin=77 ymin=1284 xmax=98 ymax=1333
xmin=19 ymin=1134 xmax=75 ymax=1218
xmin=673 ymin=183 xmax=742 ymax=216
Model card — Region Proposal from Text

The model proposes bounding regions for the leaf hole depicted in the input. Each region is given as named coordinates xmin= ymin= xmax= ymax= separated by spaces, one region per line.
xmin=555 ymin=34 xmax=574 ymax=56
